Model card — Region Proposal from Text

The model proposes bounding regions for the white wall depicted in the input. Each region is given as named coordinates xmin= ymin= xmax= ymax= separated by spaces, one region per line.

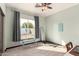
xmin=46 ymin=4 xmax=79 ymax=46
xmin=4 ymin=7 xmax=45 ymax=48
xmin=39 ymin=17 xmax=46 ymax=41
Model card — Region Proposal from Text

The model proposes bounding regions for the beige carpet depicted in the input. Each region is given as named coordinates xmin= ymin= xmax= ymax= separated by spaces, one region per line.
xmin=2 ymin=42 xmax=67 ymax=56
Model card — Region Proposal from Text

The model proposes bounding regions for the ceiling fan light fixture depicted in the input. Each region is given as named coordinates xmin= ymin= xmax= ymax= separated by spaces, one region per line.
xmin=42 ymin=6 xmax=47 ymax=11
xmin=35 ymin=3 xmax=52 ymax=12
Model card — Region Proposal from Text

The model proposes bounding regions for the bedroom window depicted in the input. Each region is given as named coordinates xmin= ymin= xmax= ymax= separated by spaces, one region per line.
xmin=20 ymin=18 xmax=35 ymax=40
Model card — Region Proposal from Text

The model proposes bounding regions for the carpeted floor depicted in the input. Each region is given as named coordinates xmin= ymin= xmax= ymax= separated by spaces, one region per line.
xmin=2 ymin=42 xmax=67 ymax=56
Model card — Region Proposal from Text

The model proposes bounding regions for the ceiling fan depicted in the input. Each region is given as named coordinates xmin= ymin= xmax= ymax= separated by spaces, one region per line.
xmin=35 ymin=3 xmax=52 ymax=11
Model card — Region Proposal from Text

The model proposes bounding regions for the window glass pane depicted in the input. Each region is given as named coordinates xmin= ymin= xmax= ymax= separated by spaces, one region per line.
xmin=20 ymin=18 xmax=35 ymax=40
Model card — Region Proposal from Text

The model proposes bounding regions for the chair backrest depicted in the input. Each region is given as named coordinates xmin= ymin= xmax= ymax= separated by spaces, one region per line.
xmin=66 ymin=42 xmax=73 ymax=52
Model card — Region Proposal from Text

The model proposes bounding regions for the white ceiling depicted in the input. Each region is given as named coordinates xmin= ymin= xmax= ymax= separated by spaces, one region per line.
xmin=6 ymin=3 xmax=78 ymax=17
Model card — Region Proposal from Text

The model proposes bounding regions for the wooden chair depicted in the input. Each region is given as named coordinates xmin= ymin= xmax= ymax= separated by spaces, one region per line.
xmin=66 ymin=42 xmax=73 ymax=52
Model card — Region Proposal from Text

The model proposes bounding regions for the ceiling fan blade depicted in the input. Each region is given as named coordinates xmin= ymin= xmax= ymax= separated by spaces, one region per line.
xmin=47 ymin=6 xmax=52 ymax=9
xmin=35 ymin=3 xmax=42 ymax=7
xmin=35 ymin=5 xmax=41 ymax=7
xmin=46 ymin=3 xmax=52 ymax=5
